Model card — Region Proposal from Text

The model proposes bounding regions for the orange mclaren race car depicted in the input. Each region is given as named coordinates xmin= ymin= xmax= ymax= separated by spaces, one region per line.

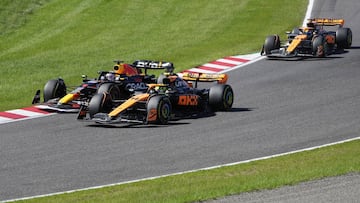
xmin=77 ymin=70 xmax=234 ymax=125
xmin=261 ymin=18 xmax=352 ymax=58
xmin=33 ymin=60 xmax=171 ymax=112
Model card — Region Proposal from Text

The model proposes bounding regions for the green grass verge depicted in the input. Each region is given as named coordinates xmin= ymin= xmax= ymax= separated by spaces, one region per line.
xmin=0 ymin=0 xmax=307 ymax=111
xmin=14 ymin=139 xmax=359 ymax=202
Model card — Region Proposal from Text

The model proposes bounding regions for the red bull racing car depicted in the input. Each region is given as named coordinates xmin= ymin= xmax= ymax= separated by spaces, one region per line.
xmin=261 ymin=18 xmax=352 ymax=58
xmin=33 ymin=60 xmax=172 ymax=112
xmin=77 ymin=71 xmax=234 ymax=125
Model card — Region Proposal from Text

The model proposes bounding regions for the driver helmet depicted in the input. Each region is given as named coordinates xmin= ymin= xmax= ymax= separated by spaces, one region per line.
xmin=303 ymin=27 xmax=314 ymax=38
xmin=105 ymin=72 xmax=115 ymax=81
xmin=163 ymin=62 xmax=175 ymax=74
xmin=114 ymin=62 xmax=138 ymax=76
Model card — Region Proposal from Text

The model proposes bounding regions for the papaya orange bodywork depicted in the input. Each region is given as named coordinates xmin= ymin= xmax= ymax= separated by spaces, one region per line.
xmin=308 ymin=18 xmax=344 ymax=26
xmin=286 ymin=35 xmax=308 ymax=53
xmin=147 ymin=108 xmax=157 ymax=122
xmin=181 ymin=72 xmax=228 ymax=84
xmin=108 ymin=93 xmax=149 ymax=117
xmin=326 ymin=35 xmax=335 ymax=44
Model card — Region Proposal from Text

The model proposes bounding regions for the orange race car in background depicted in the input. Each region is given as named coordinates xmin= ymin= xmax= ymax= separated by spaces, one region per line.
xmin=261 ymin=18 xmax=352 ymax=58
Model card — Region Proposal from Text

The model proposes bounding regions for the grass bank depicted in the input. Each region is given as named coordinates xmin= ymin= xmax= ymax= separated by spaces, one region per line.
xmin=0 ymin=0 xmax=306 ymax=111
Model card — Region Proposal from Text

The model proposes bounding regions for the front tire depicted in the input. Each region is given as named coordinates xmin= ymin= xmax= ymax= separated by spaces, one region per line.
xmin=209 ymin=84 xmax=234 ymax=111
xmin=146 ymin=95 xmax=172 ymax=124
xmin=263 ymin=35 xmax=280 ymax=55
xmin=312 ymin=35 xmax=326 ymax=57
xmin=43 ymin=79 xmax=66 ymax=102
xmin=88 ymin=93 xmax=112 ymax=118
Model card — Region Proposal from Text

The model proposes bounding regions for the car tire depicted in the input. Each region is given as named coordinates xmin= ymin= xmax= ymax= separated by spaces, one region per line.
xmin=88 ymin=93 xmax=112 ymax=118
xmin=146 ymin=95 xmax=172 ymax=124
xmin=209 ymin=84 xmax=234 ymax=111
xmin=97 ymin=83 xmax=121 ymax=100
xmin=43 ymin=79 xmax=66 ymax=102
xmin=264 ymin=35 xmax=280 ymax=55
xmin=336 ymin=28 xmax=352 ymax=49
xmin=312 ymin=35 xmax=326 ymax=57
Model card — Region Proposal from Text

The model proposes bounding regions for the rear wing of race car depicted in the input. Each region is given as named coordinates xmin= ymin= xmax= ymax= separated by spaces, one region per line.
xmin=308 ymin=18 xmax=345 ymax=27
xmin=132 ymin=60 xmax=174 ymax=75
xmin=181 ymin=72 xmax=228 ymax=87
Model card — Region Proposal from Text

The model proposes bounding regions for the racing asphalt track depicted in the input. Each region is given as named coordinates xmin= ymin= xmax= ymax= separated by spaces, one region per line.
xmin=1 ymin=0 xmax=360 ymax=201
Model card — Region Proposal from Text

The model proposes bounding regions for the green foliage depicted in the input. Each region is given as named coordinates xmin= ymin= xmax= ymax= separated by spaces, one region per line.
xmin=0 ymin=0 xmax=306 ymax=111
xmin=0 ymin=0 xmax=50 ymax=35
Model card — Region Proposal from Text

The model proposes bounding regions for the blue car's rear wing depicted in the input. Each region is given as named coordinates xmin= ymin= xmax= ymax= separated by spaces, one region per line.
xmin=132 ymin=60 xmax=173 ymax=74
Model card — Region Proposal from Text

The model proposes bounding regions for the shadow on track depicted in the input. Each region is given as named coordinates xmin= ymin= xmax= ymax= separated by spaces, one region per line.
xmin=228 ymin=107 xmax=255 ymax=112
xmin=264 ymin=48 xmax=353 ymax=61
xmin=84 ymin=107 xmax=254 ymax=128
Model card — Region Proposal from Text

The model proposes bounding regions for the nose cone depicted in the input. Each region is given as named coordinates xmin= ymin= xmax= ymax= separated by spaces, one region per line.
xmin=58 ymin=93 xmax=79 ymax=104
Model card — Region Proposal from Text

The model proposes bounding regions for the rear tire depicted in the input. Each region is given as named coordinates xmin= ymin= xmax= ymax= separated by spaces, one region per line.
xmin=336 ymin=28 xmax=352 ymax=49
xmin=97 ymin=83 xmax=121 ymax=100
xmin=88 ymin=93 xmax=112 ymax=118
xmin=43 ymin=79 xmax=66 ymax=102
xmin=209 ymin=84 xmax=234 ymax=111
xmin=146 ymin=95 xmax=171 ymax=124
xmin=264 ymin=35 xmax=280 ymax=55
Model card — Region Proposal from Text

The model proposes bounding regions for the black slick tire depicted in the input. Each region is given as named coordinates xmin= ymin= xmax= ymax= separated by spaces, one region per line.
xmin=88 ymin=93 xmax=112 ymax=118
xmin=146 ymin=95 xmax=171 ymax=124
xmin=264 ymin=35 xmax=280 ymax=55
xmin=209 ymin=84 xmax=234 ymax=111
xmin=336 ymin=28 xmax=352 ymax=49
xmin=97 ymin=83 xmax=121 ymax=100
xmin=43 ymin=79 xmax=66 ymax=102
